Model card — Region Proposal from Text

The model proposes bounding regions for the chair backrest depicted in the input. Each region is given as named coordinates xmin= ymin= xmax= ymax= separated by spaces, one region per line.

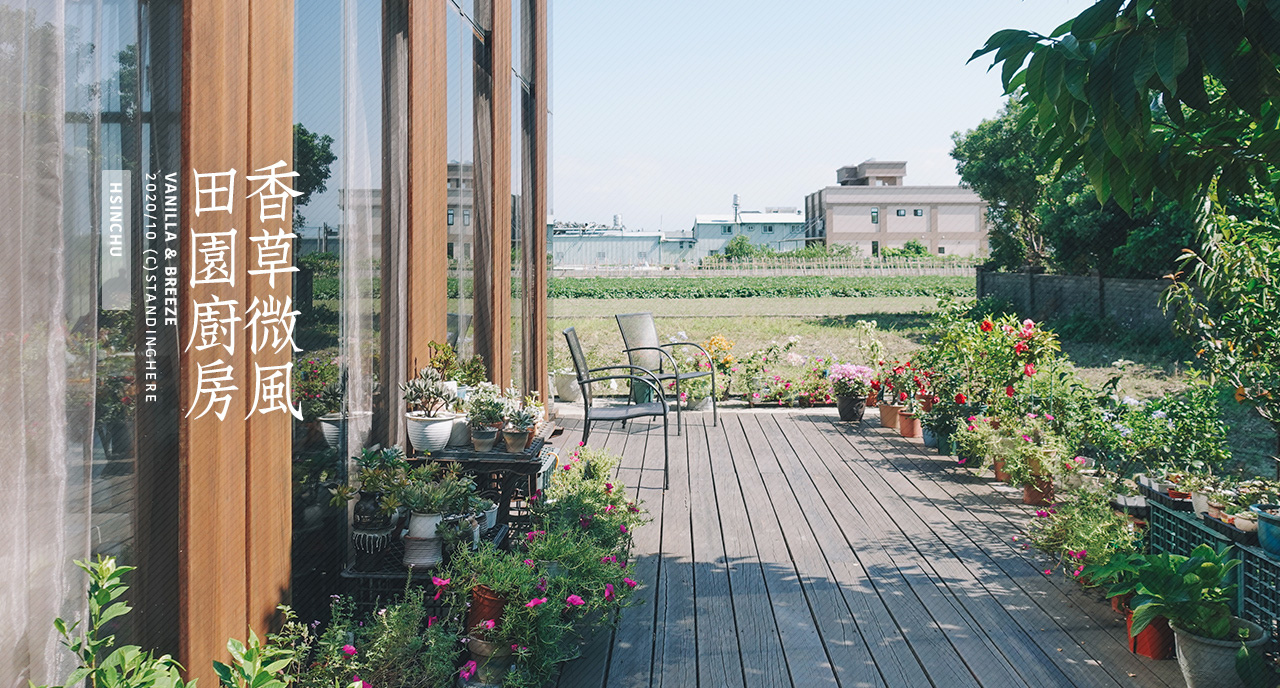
xmin=562 ymin=327 xmax=593 ymax=407
xmin=615 ymin=312 xmax=661 ymax=372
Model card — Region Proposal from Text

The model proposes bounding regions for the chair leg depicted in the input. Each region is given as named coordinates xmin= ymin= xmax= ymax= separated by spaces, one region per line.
xmin=674 ymin=376 xmax=682 ymax=435
xmin=711 ymin=369 xmax=719 ymax=427
xmin=662 ymin=414 xmax=670 ymax=491
xmin=582 ymin=420 xmax=591 ymax=446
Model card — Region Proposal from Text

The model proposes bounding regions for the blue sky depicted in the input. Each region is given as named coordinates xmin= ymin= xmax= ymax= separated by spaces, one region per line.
xmin=550 ymin=0 xmax=1091 ymax=231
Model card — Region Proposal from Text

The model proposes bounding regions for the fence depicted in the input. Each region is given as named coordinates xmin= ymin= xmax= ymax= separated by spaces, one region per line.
xmin=976 ymin=269 xmax=1173 ymax=330
xmin=552 ymin=256 xmax=979 ymax=279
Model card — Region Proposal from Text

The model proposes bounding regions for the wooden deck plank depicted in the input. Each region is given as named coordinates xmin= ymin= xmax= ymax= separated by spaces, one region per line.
xmin=722 ymin=416 xmax=839 ymax=687
xmin=686 ymin=416 xmax=748 ymax=688
xmin=873 ymin=427 xmax=1184 ymax=688
xmin=766 ymin=414 xmax=935 ymax=687
xmin=707 ymin=418 xmax=792 ymax=688
xmin=816 ymin=417 xmax=1097 ymax=688
xmin=652 ymin=416 xmax=698 ymax=687
xmin=738 ymin=415 xmax=885 ymax=688
xmin=779 ymin=414 xmax=989 ymax=688
xmin=606 ymin=418 xmax=667 ymax=688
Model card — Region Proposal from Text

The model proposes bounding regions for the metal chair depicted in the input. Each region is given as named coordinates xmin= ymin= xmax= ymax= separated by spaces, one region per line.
xmin=615 ymin=311 xmax=718 ymax=434
xmin=562 ymin=326 xmax=672 ymax=489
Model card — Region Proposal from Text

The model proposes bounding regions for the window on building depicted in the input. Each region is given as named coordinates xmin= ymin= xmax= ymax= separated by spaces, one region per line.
xmin=447 ymin=208 xmax=455 ymax=225
xmin=462 ymin=209 xmax=471 ymax=226
xmin=555 ymin=252 xmax=565 ymax=263
xmin=938 ymin=246 xmax=946 ymax=255
xmin=763 ymin=226 xmax=774 ymax=234
xmin=896 ymin=209 xmax=906 ymax=217
xmin=870 ymin=208 xmax=879 ymax=224
xmin=447 ymin=243 xmax=455 ymax=259
xmin=637 ymin=251 xmax=647 ymax=260
xmin=721 ymin=226 xmax=732 ymax=235
xmin=463 ymin=243 xmax=472 ymax=260
xmin=596 ymin=251 xmax=607 ymax=259
xmin=871 ymin=240 xmax=879 ymax=256
xmin=914 ymin=209 xmax=924 ymax=217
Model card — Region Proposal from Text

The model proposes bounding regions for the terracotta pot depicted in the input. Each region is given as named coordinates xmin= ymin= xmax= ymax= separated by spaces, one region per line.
xmin=898 ymin=412 xmax=921 ymax=438
xmin=467 ymin=585 xmax=507 ymax=640
xmin=993 ymin=456 xmax=1012 ymax=483
xmin=1022 ymin=477 xmax=1054 ymax=506
xmin=1127 ymin=610 xmax=1175 ymax=660
xmin=916 ymin=393 xmax=934 ymax=412
xmin=1111 ymin=592 xmax=1133 ymax=615
xmin=865 ymin=391 xmax=878 ymax=408
xmin=879 ymin=404 xmax=900 ymax=430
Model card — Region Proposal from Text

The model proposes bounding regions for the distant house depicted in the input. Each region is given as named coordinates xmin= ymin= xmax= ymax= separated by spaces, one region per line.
xmin=804 ymin=160 xmax=989 ymax=257
xmin=548 ymin=221 xmax=664 ymax=267
xmin=687 ymin=206 xmax=807 ymax=259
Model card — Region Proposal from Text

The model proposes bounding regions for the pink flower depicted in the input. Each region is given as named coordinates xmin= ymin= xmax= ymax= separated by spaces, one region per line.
xmin=524 ymin=559 xmax=535 ymax=567
xmin=1022 ymin=319 xmax=1035 ymax=329
xmin=483 ymin=619 xmax=496 ymax=630
xmin=432 ymin=576 xmax=450 ymax=601
xmin=1043 ymin=569 xmax=1052 ymax=575
xmin=1024 ymin=363 xmax=1036 ymax=377
xmin=460 ymin=661 xmax=478 ymax=681
xmin=967 ymin=425 xmax=976 ymax=431
xmin=566 ymin=594 xmax=585 ymax=607
xmin=341 ymin=644 xmax=357 ymax=657
xmin=428 ymin=615 xmax=437 ymax=627
xmin=605 ymin=583 xmax=616 ymax=602
xmin=1035 ymin=509 xmax=1049 ymax=517
xmin=957 ymin=457 xmax=967 ymax=465
xmin=563 ymin=463 xmax=573 ymax=471
xmin=605 ymin=482 xmax=613 ymax=493
xmin=620 ymin=525 xmax=628 ymax=534
xmin=1006 ymin=385 xmax=1016 ymax=397
xmin=1022 ymin=434 xmax=1031 ymax=442
xmin=525 ymin=597 xmax=547 ymax=607
xmin=623 ymin=577 xmax=638 ymax=588
xmin=352 ymin=675 xmax=370 ymax=688
xmin=526 ymin=530 xmax=545 ymax=542
xmin=536 ymin=578 xmax=548 ymax=592
xmin=605 ymin=504 xmax=616 ymax=513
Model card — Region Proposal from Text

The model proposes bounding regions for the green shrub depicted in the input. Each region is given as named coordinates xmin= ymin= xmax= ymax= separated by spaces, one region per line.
xmin=546 ymin=275 xmax=974 ymax=300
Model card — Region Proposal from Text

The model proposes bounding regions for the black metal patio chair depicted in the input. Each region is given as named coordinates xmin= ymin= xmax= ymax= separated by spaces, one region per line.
xmin=563 ymin=326 xmax=671 ymax=489
xmin=615 ymin=311 xmax=718 ymax=435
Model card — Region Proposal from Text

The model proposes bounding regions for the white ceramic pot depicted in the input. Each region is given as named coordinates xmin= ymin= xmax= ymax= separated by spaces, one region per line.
xmin=318 ymin=413 xmax=345 ymax=448
xmin=402 ymin=535 xmax=443 ymax=569
xmin=1173 ymin=618 xmax=1268 ymax=688
xmin=484 ymin=504 xmax=498 ymax=530
xmin=1191 ymin=491 xmax=1211 ymax=515
xmin=448 ymin=415 xmax=471 ymax=446
xmin=554 ymin=372 xmax=581 ymax=402
xmin=1233 ymin=511 xmax=1259 ymax=533
xmin=406 ymin=512 xmax=442 ymax=539
xmin=405 ymin=412 xmax=456 ymax=453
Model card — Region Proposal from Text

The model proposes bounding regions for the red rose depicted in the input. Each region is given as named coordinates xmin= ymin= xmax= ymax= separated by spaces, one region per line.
xmin=870 ymin=380 xmax=881 ymax=390
xmin=899 ymin=391 xmax=908 ymax=402
xmin=1006 ymin=385 xmax=1015 ymax=397
xmin=1014 ymin=342 xmax=1027 ymax=355
xmin=954 ymin=393 xmax=967 ymax=405
xmin=980 ymin=319 xmax=994 ymax=332
xmin=1024 ymin=363 xmax=1036 ymax=377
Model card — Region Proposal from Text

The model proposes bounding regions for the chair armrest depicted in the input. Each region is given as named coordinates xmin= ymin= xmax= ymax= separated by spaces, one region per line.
xmin=586 ymin=363 xmax=660 ymax=380
xmin=620 ymin=346 xmax=679 ymax=373
xmin=579 ymin=374 xmax=669 ymax=410
xmin=659 ymin=341 xmax=712 ymax=358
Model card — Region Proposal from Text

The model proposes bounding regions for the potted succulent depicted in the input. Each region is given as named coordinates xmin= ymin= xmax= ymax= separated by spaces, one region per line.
xmin=1128 ymin=544 xmax=1269 ymax=688
xmin=400 ymin=367 xmax=457 ymax=453
xmin=329 ymin=446 xmax=410 ymax=571
xmin=475 ymin=497 xmax=498 ymax=530
xmin=828 ymin=363 xmax=874 ymax=422
xmin=392 ymin=464 xmax=475 ymax=569
xmin=313 ymin=380 xmax=347 ymax=449
xmin=453 ymin=353 xmax=489 ymax=401
xmin=503 ymin=405 xmax=541 ymax=453
xmin=466 ymin=383 xmax=507 ymax=452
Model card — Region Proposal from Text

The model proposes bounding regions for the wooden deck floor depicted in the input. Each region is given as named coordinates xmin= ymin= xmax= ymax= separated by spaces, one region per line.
xmin=551 ymin=409 xmax=1186 ymax=688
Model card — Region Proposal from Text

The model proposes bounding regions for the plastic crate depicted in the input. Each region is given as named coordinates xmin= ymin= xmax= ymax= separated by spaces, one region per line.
xmin=1137 ymin=479 xmax=1194 ymax=512
xmin=1238 ymin=546 xmax=1280 ymax=639
xmin=1148 ymin=500 xmax=1232 ymax=555
xmin=1200 ymin=512 xmax=1260 ymax=548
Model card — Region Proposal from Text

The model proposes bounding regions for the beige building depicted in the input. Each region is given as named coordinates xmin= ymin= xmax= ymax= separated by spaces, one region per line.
xmin=805 ymin=160 xmax=989 ymax=257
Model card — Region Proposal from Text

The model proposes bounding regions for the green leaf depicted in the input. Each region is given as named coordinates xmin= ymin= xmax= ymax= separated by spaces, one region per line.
xmin=1129 ymin=602 xmax=1164 ymax=637
xmin=970 ymin=29 xmax=1032 ymax=63
xmin=1072 ymin=0 xmax=1123 ymax=41
xmin=98 ymin=602 xmax=131 ymax=626
xmin=1154 ymin=29 xmax=1188 ymax=95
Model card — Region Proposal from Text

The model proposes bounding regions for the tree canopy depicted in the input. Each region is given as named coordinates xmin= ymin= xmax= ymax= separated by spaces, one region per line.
xmin=293 ymin=122 xmax=337 ymax=228
xmin=971 ymin=0 xmax=1280 ymax=212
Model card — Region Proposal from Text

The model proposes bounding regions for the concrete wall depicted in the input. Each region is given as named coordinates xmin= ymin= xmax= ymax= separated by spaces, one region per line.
xmin=977 ymin=270 xmax=1173 ymax=330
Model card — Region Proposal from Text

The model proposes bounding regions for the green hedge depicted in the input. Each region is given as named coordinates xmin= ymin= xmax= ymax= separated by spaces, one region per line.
xmin=546 ymin=275 xmax=974 ymax=299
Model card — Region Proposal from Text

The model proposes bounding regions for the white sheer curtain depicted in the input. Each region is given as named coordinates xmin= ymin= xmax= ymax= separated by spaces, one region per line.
xmin=0 ymin=1 xmax=92 ymax=686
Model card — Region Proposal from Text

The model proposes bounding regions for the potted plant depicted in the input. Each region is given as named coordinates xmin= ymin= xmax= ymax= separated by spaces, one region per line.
xmin=999 ymin=414 xmax=1065 ymax=505
xmin=553 ymin=367 xmax=581 ymax=402
xmin=828 ymin=363 xmax=873 ymax=422
xmin=453 ymin=353 xmax=488 ymax=400
xmin=503 ymin=405 xmax=541 ymax=453
xmin=1252 ymin=504 xmax=1280 ymax=557
xmin=400 ymin=367 xmax=457 ymax=453
xmin=1081 ymin=552 xmax=1175 ymax=660
xmin=329 ymin=446 xmax=410 ymax=571
xmin=1129 ymin=544 xmax=1269 ymax=688
xmin=466 ymin=382 xmax=506 ymax=452
xmin=897 ymin=398 xmax=922 ymax=438
xmin=392 ymin=465 xmax=475 ymax=569
xmin=313 ymin=380 xmax=347 ymax=449
xmin=475 ymin=497 xmax=498 ymax=530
